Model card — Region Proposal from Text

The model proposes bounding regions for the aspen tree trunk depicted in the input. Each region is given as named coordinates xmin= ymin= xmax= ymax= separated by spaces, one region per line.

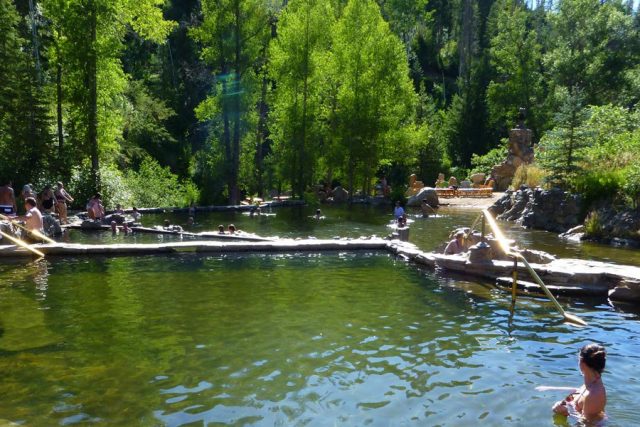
xmin=88 ymin=0 xmax=99 ymax=190
xmin=56 ymin=61 xmax=64 ymax=157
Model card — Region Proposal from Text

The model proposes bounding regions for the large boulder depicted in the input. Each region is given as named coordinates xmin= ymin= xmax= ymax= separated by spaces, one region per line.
xmin=521 ymin=187 xmax=582 ymax=232
xmin=407 ymin=187 xmax=439 ymax=207
xmin=488 ymin=190 xmax=513 ymax=216
xmin=43 ymin=213 xmax=62 ymax=236
xmin=492 ymin=186 xmax=583 ymax=233
xmin=1 ymin=221 xmax=17 ymax=239
xmin=470 ymin=173 xmax=485 ymax=185
xmin=498 ymin=187 xmax=532 ymax=222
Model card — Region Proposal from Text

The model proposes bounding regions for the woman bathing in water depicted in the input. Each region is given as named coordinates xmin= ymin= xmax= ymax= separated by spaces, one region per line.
xmin=537 ymin=343 xmax=607 ymax=423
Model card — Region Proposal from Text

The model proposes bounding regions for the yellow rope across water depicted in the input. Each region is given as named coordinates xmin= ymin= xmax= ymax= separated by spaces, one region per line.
xmin=0 ymin=213 xmax=55 ymax=244
xmin=0 ymin=230 xmax=45 ymax=258
xmin=482 ymin=209 xmax=586 ymax=327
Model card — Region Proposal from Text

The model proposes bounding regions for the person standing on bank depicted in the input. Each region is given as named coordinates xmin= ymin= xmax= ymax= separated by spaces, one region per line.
xmin=54 ymin=181 xmax=74 ymax=224
xmin=0 ymin=180 xmax=17 ymax=215
xmin=40 ymin=185 xmax=56 ymax=214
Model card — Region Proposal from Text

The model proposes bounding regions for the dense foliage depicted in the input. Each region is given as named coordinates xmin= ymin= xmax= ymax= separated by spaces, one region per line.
xmin=0 ymin=0 xmax=638 ymax=209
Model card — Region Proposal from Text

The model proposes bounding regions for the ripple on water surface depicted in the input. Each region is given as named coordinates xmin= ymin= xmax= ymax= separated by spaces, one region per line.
xmin=0 ymin=253 xmax=639 ymax=426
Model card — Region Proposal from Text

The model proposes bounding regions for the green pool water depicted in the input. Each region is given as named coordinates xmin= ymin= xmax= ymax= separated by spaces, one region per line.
xmin=1 ymin=251 xmax=640 ymax=426
xmin=3 ymin=205 xmax=640 ymax=425
xmin=68 ymin=204 xmax=640 ymax=266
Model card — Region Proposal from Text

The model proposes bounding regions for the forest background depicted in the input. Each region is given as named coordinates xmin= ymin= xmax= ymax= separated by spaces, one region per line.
xmin=1 ymin=0 xmax=639 ymax=210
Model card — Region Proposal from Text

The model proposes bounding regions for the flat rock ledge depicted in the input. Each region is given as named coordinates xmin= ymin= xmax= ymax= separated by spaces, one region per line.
xmin=2 ymin=239 xmax=639 ymax=303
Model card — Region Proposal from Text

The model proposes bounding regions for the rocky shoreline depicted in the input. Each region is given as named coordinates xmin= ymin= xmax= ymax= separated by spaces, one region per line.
xmin=489 ymin=187 xmax=640 ymax=248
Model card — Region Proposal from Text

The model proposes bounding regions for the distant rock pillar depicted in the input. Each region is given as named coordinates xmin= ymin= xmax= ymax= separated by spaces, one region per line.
xmin=491 ymin=127 xmax=534 ymax=191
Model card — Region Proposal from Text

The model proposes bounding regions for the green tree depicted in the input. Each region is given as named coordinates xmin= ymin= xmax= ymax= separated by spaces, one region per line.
xmin=0 ymin=0 xmax=53 ymax=186
xmin=193 ymin=0 xmax=273 ymax=204
xmin=43 ymin=0 xmax=175 ymax=190
xmin=537 ymin=89 xmax=589 ymax=188
xmin=268 ymin=0 xmax=334 ymax=197
xmin=544 ymin=0 xmax=638 ymax=106
xmin=326 ymin=0 xmax=416 ymax=196
xmin=486 ymin=0 xmax=544 ymax=139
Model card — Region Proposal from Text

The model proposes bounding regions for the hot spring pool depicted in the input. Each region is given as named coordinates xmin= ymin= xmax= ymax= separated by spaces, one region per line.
xmin=1 ymin=252 xmax=639 ymax=426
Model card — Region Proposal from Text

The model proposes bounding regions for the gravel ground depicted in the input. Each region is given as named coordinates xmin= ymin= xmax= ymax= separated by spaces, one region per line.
xmin=437 ymin=191 xmax=505 ymax=209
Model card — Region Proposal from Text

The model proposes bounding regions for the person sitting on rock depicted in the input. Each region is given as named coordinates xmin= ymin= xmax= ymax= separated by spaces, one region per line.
xmin=444 ymin=231 xmax=467 ymax=255
xmin=16 ymin=197 xmax=44 ymax=243
xmin=86 ymin=193 xmax=105 ymax=222
xmin=398 ymin=214 xmax=408 ymax=228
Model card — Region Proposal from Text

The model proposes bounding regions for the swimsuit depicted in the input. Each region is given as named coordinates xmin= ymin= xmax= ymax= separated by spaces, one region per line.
xmin=55 ymin=190 xmax=68 ymax=202
xmin=0 ymin=204 xmax=15 ymax=214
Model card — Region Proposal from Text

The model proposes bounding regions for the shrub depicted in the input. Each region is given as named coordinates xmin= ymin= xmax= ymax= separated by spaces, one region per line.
xmin=572 ymin=170 xmax=624 ymax=208
xmin=622 ymin=163 xmax=640 ymax=208
xmin=303 ymin=190 xmax=320 ymax=206
xmin=390 ymin=184 xmax=406 ymax=203
xmin=68 ymin=165 xmax=133 ymax=210
xmin=584 ymin=211 xmax=603 ymax=238
xmin=125 ymin=157 xmax=199 ymax=208
xmin=511 ymin=164 xmax=547 ymax=189
xmin=470 ymin=141 xmax=508 ymax=176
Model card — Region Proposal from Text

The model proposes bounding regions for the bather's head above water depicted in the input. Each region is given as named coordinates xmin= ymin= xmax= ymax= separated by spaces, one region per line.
xmin=580 ymin=343 xmax=606 ymax=374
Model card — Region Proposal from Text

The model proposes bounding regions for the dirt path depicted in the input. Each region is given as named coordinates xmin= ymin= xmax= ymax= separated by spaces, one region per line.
xmin=437 ymin=192 xmax=505 ymax=209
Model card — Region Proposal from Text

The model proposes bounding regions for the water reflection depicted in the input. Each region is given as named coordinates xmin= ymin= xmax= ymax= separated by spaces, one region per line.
xmin=0 ymin=259 xmax=59 ymax=352
xmin=1 ymin=253 xmax=638 ymax=425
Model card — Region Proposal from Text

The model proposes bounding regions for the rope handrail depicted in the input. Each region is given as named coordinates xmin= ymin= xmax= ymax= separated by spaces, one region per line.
xmin=482 ymin=209 xmax=586 ymax=326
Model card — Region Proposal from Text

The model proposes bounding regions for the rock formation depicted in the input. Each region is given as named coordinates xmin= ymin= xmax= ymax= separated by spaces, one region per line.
xmin=491 ymin=128 xmax=535 ymax=191
xmin=470 ymin=173 xmax=486 ymax=186
xmin=406 ymin=187 xmax=439 ymax=207
xmin=489 ymin=186 xmax=583 ymax=233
